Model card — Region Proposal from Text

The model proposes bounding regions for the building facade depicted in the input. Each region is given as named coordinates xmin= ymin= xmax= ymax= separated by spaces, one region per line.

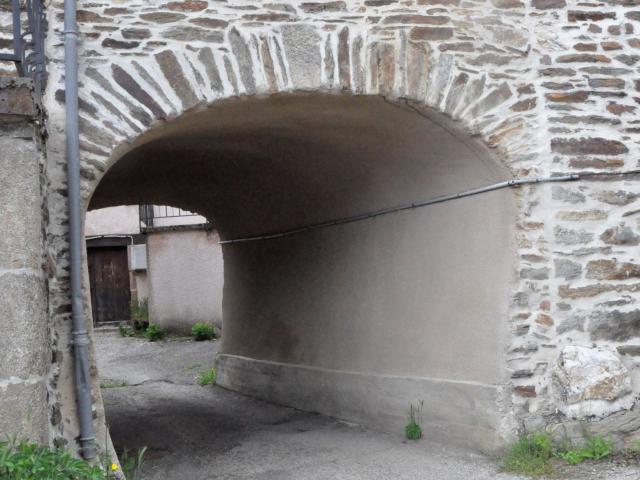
xmin=85 ymin=205 xmax=224 ymax=333
xmin=1 ymin=0 xmax=639 ymax=456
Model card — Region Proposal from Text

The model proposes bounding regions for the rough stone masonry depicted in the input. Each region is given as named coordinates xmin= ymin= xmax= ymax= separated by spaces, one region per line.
xmin=0 ymin=0 xmax=639 ymax=455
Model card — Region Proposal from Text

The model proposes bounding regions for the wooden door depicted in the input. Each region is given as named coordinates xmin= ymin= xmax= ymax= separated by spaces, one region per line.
xmin=88 ymin=246 xmax=131 ymax=324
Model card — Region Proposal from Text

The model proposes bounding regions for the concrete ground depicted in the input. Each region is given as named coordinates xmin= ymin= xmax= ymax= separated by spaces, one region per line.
xmin=95 ymin=332 xmax=639 ymax=480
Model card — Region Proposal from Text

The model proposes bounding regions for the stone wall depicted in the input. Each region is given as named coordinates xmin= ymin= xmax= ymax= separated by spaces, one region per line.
xmin=0 ymin=79 xmax=49 ymax=443
xmin=31 ymin=0 xmax=640 ymax=453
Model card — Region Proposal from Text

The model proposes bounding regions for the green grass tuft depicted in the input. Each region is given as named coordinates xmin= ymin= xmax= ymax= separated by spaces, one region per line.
xmin=197 ymin=368 xmax=217 ymax=386
xmin=502 ymin=433 xmax=554 ymax=477
xmin=405 ymin=421 xmax=422 ymax=440
xmin=191 ymin=322 xmax=215 ymax=341
xmin=144 ymin=324 xmax=165 ymax=342
xmin=404 ymin=400 xmax=424 ymax=440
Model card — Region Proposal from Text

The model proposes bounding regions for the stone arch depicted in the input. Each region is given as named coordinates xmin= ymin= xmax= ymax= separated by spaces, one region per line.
xmin=69 ymin=22 xmax=530 ymax=189
xmin=45 ymin=16 xmax=534 ymax=453
xmin=81 ymin=91 xmax=517 ymax=450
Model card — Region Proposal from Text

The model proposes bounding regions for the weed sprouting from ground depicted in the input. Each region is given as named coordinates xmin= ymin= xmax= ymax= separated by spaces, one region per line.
xmin=119 ymin=447 xmax=147 ymax=480
xmin=198 ymin=368 xmax=217 ymax=386
xmin=191 ymin=322 xmax=215 ymax=341
xmin=502 ymin=432 xmax=554 ymax=477
xmin=144 ymin=324 xmax=165 ymax=342
xmin=405 ymin=400 xmax=424 ymax=440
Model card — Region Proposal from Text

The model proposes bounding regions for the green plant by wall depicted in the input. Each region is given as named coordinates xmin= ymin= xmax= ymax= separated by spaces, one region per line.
xmin=198 ymin=368 xmax=217 ymax=386
xmin=0 ymin=439 xmax=108 ymax=480
xmin=502 ymin=431 xmax=615 ymax=476
xmin=555 ymin=434 xmax=613 ymax=465
xmin=144 ymin=324 xmax=165 ymax=342
xmin=191 ymin=322 xmax=215 ymax=341
xmin=130 ymin=298 xmax=149 ymax=331
xmin=404 ymin=400 xmax=424 ymax=440
xmin=502 ymin=432 xmax=554 ymax=477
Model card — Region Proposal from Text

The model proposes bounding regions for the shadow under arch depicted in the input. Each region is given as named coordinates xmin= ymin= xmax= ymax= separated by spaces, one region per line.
xmin=87 ymin=92 xmax=517 ymax=450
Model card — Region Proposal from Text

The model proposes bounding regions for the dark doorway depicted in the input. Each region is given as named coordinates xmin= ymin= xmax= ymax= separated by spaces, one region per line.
xmin=88 ymin=246 xmax=131 ymax=324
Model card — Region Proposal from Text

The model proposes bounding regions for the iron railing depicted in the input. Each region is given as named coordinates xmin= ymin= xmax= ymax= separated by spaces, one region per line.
xmin=0 ymin=0 xmax=46 ymax=96
xmin=139 ymin=204 xmax=206 ymax=230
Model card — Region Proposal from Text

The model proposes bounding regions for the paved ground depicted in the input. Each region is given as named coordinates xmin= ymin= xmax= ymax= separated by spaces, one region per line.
xmin=95 ymin=332 xmax=639 ymax=480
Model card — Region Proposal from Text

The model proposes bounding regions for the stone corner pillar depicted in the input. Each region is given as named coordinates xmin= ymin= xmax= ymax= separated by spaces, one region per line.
xmin=0 ymin=77 xmax=50 ymax=443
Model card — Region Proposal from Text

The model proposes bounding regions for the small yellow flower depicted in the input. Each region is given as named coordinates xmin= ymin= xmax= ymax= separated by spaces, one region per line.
xmin=111 ymin=463 xmax=119 ymax=471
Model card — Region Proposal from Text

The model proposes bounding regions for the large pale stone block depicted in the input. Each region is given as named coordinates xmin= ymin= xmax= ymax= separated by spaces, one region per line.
xmin=280 ymin=25 xmax=321 ymax=89
xmin=0 ymin=274 xmax=48 ymax=379
xmin=0 ymin=381 xmax=48 ymax=443
xmin=0 ymin=126 xmax=42 ymax=271
xmin=553 ymin=345 xmax=633 ymax=418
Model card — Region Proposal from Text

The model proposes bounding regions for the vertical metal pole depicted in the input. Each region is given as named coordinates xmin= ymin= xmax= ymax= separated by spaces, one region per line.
xmin=64 ymin=0 xmax=97 ymax=460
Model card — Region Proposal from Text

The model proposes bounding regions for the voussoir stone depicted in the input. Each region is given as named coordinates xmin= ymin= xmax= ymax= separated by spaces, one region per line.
xmin=228 ymin=28 xmax=256 ymax=94
xmin=281 ymin=24 xmax=322 ymax=89
xmin=155 ymin=50 xmax=199 ymax=109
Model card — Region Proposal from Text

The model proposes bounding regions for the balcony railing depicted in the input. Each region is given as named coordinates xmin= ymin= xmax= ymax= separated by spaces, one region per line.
xmin=139 ymin=204 xmax=209 ymax=231
xmin=0 ymin=0 xmax=46 ymax=97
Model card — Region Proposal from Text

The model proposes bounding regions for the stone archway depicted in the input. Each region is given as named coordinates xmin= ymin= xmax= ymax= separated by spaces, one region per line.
xmin=41 ymin=6 xmax=540 ymax=454
xmin=0 ymin=0 xmax=634 ymax=462
xmin=83 ymin=92 xmax=517 ymax=450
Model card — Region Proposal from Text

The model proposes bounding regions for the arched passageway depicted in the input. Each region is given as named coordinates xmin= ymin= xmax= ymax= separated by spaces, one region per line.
xmin=88 ymin=93 xmax=516 ymax=449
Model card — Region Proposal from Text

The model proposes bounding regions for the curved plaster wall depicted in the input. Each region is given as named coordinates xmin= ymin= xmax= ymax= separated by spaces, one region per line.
xmin=89 ymin=93 xmax=516 ymax=448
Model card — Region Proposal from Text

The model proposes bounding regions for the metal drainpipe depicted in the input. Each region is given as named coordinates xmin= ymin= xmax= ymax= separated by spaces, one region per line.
xmin=64 ymin=0 xmax=97 ymax=460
